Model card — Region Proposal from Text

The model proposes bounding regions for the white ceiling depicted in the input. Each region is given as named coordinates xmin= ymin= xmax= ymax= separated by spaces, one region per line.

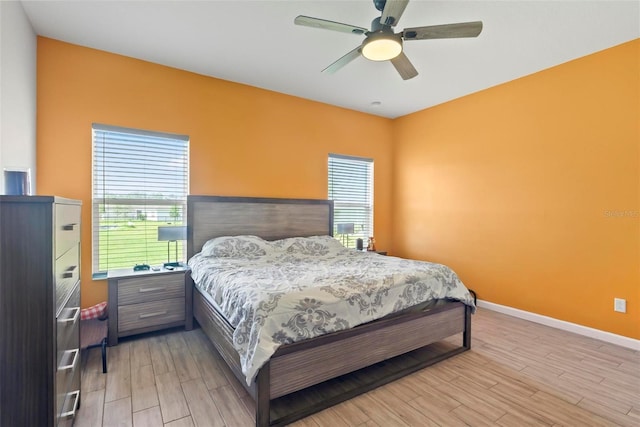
xmin=21 ymin=0 xmax=640 ymax=118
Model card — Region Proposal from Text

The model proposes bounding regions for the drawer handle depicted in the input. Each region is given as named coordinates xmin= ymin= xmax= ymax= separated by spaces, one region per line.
xmin=62 ymin=265 xmax=77 ymax=278
xmin=60 ymin=307 xmax=80 ymax=324
xmin=62 ymin=223 xmax=78 ymax=231
xmin=139 ymin=310 xmax=168 ymax=319
xmin=60 ymin=390 xmax=80 ymax=418
xmin=58 ymin=348 xmax=80 ymax=372
xmin=139 ymin=286 xmax=166 ymax=293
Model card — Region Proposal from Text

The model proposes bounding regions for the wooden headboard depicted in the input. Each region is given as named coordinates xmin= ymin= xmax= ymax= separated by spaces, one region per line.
xmin=186 ymin=195 xmax=334 ymax=259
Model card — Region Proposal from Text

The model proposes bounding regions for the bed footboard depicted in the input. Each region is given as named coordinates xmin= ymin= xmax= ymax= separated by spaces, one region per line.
xmin=269 ymin=302 xmax=466 ymax=398
xmin=193 ymin=283 xmax=471 ymax=427
xmin=256 ymin=302 xmax=471 ymax=426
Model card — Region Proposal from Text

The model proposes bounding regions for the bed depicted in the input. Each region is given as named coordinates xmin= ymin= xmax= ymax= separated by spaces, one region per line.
xmin=186 ymin=195 xmax=473 ymax=426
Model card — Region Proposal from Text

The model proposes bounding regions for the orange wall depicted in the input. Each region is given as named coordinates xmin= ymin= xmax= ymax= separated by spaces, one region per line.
xmin=37 ymin=36 xmax=639 ymax=340
xmin=36 ymin=38 xmax=393 ymax=308
xmin=392 ymin=40 xmax=639 ymax=339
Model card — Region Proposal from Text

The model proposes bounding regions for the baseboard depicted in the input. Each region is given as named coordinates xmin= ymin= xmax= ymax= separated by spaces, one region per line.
xmin=477 ymin=299 xmax=640 ymax=351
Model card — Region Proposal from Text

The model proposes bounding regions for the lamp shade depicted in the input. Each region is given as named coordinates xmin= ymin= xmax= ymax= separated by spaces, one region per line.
xmin=362 ymin=33 xmax=402 ymax=61
xmin=158 ymin=225 xmax=187 ymax=241
xmin=336 ymin=223 xmax=355 ymax=234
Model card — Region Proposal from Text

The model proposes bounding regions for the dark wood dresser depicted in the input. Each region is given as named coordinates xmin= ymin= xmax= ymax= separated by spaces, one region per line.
xmin=0 ymin=196 xmax=82 ymax=426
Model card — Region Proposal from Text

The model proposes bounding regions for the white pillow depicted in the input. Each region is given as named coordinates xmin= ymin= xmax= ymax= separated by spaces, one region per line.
xmin=200 ymin=235 xmax=272 ymax=258
xmin=272 ymin=235 xmax=345 ymax=256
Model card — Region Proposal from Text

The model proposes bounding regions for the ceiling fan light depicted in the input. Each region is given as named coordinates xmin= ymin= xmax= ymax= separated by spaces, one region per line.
xmin=362 ymin=35 xmax=402 ymax=61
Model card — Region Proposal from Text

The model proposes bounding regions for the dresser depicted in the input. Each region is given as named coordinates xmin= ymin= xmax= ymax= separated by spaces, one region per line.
xmin=108 ymin=267 xmax=192 ymax=346
xmin=0 ymin=196 xmax=82 ymax=427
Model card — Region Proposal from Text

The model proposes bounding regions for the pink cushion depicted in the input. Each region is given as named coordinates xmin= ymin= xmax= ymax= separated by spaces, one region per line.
xmin=81 ymin=301 xmax=108 ymax=320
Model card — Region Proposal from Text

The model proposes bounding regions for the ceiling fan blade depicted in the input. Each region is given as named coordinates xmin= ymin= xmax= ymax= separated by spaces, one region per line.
xmin=294 ymin=15 xmax=368 ymax=35
xmin=380 ymin=0 xmax=410 ymax=27
xmin=322 ymin=45 xmax=362 ymax=74
xmin=390 ymin=52 xmax=418 ymax=80
xmin=403 ymin=21 xmax=483 ymax=40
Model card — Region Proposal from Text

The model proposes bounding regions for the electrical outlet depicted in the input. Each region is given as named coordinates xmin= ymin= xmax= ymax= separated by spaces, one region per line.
xmin=614 ymin=298 xmax=626 ymax=313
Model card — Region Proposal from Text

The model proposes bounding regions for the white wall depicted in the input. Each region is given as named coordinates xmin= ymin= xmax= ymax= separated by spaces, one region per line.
xmin=0 ymin=0 xmax=37 ymax=194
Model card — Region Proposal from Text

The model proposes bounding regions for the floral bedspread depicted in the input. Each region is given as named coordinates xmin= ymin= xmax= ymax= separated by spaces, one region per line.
xmin=188 ymin=235 xmax=475 ymax=385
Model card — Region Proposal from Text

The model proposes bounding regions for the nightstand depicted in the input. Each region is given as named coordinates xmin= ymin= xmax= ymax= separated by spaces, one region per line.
xmin=107 ymin=266 xmax=192 ymax=346
xmin=361 ymin=250 xmax=387 ymax=256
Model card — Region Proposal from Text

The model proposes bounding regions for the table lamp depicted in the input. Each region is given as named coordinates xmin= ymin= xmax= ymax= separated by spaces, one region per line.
xmin=336 ymin=223 xmax=355 ymax=247
xmin=157 ymin=225 xmax=187 ymax=268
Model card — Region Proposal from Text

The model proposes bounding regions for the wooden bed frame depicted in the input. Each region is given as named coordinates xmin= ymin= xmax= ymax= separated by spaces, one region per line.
xmin=186 ymin=195 xmax=472 ymax=426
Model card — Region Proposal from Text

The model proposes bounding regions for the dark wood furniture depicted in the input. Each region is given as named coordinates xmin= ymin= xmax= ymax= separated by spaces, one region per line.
xmin=369 ymin=250 xmax=387 ymax=255
xmin=107 ymin=266 xmax=193 ymax=346
xmin=0 ymin=195 xmax=82 ymax=427
xmin=187 ymin=195 xmax=472 ymax=427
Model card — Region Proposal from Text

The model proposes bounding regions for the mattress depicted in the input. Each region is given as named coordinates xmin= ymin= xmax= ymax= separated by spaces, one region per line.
xmin=188 ymin=235 xmax=475 ymax=385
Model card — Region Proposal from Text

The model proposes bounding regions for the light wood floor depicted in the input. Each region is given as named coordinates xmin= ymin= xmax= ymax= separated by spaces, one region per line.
xmin=76 ymin=308 xmax=640 ymax=426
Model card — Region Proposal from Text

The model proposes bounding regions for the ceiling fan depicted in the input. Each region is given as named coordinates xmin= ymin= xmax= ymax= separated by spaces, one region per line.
xmin=294 ymin=0 xmax=483 ymax=80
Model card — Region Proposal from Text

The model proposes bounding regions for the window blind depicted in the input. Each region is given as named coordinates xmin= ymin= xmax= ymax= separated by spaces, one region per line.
xmin=92 ymin=124 xmax=189 ymax=276
xmin=328 ymin=154 xmax=373 ymax=249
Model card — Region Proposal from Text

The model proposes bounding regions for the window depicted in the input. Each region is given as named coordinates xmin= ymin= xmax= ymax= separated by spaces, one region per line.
xmin=328 ymin=154 xmax=373 ymax=249
xmin=92 ymin=124 xmax=189 ymax=277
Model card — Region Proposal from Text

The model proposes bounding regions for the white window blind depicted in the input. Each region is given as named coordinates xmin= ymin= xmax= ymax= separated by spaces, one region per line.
xmin=92 ymin=124 xmax=189 ymax=277
xmin=328 ymin=154 xmax=373 ymax=249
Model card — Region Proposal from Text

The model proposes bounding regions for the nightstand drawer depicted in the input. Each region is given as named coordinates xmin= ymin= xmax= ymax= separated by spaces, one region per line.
xmin=118 ymin=298 xmax=185 ymax=332
xmin=55 ymin=203 xmax=81 ymax=258
xmin=117 ymin=274 xmax=185 ymax=305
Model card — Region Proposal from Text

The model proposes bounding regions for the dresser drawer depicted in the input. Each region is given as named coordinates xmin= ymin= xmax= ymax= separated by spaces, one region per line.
xmin=55 ymin=203 xmax=81 ymax=258
xmin=57 ymin=283 xmax=80 ymax=359
xmin=55 ymin=349 xmax=80 ymax=422
xmin=55 ymin=244 xmax=80 ymax=314
xmin=118 ymin=298 xmax=185 ymax=332
xmin=57 ymin=369 xmax=80 ymax=427
xmin=56 ymin=283 xmax=80 ymax=421
xmin=117 ymin=274 xmax=185 ymax=306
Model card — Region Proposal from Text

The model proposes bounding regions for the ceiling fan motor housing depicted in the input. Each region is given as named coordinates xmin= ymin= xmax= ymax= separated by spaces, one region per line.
xmin=370 ymin=16 xmax=386 ymax=32
xmin=373 ymin=0 xmax=387 ymax=12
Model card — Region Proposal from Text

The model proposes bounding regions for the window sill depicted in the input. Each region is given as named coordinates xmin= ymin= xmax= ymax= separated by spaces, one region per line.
xmin=92 ymin=272 xmax=108 ymax=280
